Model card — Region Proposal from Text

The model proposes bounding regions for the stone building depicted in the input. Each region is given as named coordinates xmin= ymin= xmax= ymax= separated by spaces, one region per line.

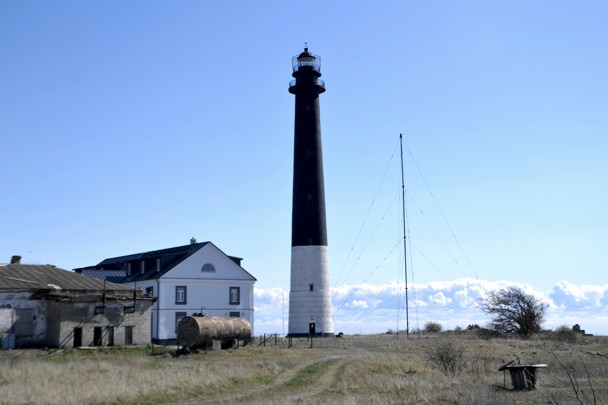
xmin=0 ymin=256 xmax=154 ymax=349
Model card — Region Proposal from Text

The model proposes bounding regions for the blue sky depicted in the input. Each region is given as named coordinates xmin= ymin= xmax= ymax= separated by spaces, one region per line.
xmin=1 ymin=2 xmax=606 ymax=333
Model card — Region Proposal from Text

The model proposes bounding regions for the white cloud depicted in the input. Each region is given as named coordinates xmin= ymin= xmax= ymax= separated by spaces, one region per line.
xmin=549 ymin=281 xmax=608 ymax=309
xmin=347 ymin=300 xmax=369 ymax=309
xmin=254 ymin=278 xmax=608 ymax=336
xmin=428 ymin=292 xmax=451 ymax=305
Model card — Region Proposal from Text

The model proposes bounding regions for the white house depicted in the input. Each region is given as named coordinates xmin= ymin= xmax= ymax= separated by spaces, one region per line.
xmin=75 ymin=240 xmax=256 ymax=343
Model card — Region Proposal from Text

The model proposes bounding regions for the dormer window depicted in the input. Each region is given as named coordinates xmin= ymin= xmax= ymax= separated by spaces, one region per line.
xmin=156 ymin=258 xmax=161 ymax=272
xmin=126 ymin=263 xmax=132 ymax=276
xmin=140 ymin=261 xmax=145 ymax=275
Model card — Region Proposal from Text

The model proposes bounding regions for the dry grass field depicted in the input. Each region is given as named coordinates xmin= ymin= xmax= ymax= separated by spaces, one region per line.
xmin=1 ymin=331 xmax=607 ymax=404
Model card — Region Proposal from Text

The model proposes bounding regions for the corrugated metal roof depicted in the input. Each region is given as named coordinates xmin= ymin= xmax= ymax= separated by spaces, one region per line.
xmin=76 ymin=269 xmax=126 ymax=283
xmin=0 ymin=264 xmax=134 ymax=292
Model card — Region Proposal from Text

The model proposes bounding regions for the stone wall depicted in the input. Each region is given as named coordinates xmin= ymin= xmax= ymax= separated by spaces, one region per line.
xmin=0 ymin=292 xmax=48 ymax=347
xmin=48 ymin=299 xmax=152 ymax=348
xmin=1 ymin=292 xmax=153 ymax=348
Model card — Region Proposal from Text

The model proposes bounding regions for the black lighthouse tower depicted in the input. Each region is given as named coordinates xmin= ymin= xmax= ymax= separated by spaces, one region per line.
xmin=288 ymin=46 xmax=333 ymax=336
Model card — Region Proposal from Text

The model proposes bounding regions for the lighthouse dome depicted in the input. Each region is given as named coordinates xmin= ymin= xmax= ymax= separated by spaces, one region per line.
xmin=298 ymin=48 xmax=315 ymax=59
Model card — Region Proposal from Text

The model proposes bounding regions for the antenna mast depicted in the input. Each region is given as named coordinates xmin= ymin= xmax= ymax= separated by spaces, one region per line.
xmin=400 ymin=134 xmax=409 ymax=337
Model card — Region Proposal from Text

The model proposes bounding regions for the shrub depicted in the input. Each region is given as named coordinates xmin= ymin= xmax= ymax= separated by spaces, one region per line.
xmin=423 ymin=321 xmax=442 ymax=333
xmin=427 ymin=342 xmax=465 ymax=375
xmin=475 ymin=327 xmax=501 ymax=340
xmin=552 ymin=325 xmax=580 ymax=343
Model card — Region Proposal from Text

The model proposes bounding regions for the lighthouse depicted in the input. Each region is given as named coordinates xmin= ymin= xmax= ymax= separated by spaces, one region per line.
xmin=288 ymin=46 xmax=334 ymax=336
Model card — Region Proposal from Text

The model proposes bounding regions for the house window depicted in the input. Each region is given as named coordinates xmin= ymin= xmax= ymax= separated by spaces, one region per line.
xmin=176 ymin=286 xmax=187 ymax=305
xmin=229 ymin=287 xmax=240 ymax=305
xmin=145 ymin=286 xmax=154 ymax=297
xmin=229 ymin=312 xmax=240 ymax=318
xmin=126 ymin=263 xmax=132 ymax=276
xmin=156 ymin=258 xmax=161 ymax=272
xmin=310 ymin=284 xmax=314 ymax=291
xmin=201 ymin=263 xmax=216 ymax=272
xmin=175 ymin=312 xmax=187 ymax=333
xmin=140 ymin=261 xmax=145 ymax=274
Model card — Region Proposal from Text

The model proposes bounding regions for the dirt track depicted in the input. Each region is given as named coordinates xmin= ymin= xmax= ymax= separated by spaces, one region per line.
xmin=192 ymin=349 xmax=366 ymax=404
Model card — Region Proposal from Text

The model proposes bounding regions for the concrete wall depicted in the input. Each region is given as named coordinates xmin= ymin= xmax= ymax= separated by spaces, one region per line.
xmin=289 ymin=246 xmax=333 ymax=336
xmin=48 ymin=299 xmax=152 ymax=348
xmin=0 ymin=292 xmax=48 ymax=347
xmin=1 ymin=292 xmax=153 ymax=348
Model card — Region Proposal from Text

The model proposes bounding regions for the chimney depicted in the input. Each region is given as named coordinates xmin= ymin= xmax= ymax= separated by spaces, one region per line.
xmin=10 ymin=255 xmax=22 ymax=264
xmin=190 ymin=237 xmax=197 ymax=245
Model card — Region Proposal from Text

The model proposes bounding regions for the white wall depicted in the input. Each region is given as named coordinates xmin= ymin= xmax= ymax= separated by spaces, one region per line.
xmin=126 ymin=243 xmax=256 ymax=341
xmin=154 ymin=279 xmax=254 ymax=339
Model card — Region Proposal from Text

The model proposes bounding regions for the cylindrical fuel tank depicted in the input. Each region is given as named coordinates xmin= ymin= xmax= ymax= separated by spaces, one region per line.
xmin=177 ymin=316 xmax=251 ymax=349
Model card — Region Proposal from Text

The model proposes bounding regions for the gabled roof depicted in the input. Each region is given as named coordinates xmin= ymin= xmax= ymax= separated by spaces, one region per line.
xmin=0 ymin=264 xmax=134 ymax=293
xmin=74 ymin=241 xmax=255 ymax=283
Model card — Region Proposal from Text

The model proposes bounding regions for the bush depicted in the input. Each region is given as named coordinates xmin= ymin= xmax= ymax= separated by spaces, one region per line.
xmin=427 ymin=342 xmax=465 ymax=375
xmin=423 ymin=321 xmax=442 ymax=333
xmin=475 ymin=327 xmax=501 ymax=340
xmin=552 ymin=325 xmax=580 ymax=343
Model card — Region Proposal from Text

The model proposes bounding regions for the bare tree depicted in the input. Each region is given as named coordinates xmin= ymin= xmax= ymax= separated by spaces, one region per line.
xmin=479 ymin=286 xmax=548 ymax=337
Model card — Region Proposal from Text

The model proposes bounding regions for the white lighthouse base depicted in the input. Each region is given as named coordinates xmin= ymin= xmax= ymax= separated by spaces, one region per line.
xmin=288 ymin=245 xmax=334 ymax=336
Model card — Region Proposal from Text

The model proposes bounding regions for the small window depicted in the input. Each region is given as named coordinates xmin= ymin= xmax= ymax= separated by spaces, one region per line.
xmin=309 ymin=284 xmax=314 ymax=291
xmin=175 ymin=312 xmax=187 ymax=333
xmin=145 ymin=286 xmax=154 ymax=297
xmin=140 ymin=261 xmax=145 ymax=274
xmin=201 ymin=263 xmax=216 ymax=272
xmin=229 ymin=287 xmax=240 ymax=305
xmin=176 ymin=286 xmax=187 ymax=305
xmin=156 ymin=258 xmax=161 ymax=272
xmin=126 ymin=263 xmax=132 ymax=276
xmin=229 ymin=312 xmax=240 ymax=318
